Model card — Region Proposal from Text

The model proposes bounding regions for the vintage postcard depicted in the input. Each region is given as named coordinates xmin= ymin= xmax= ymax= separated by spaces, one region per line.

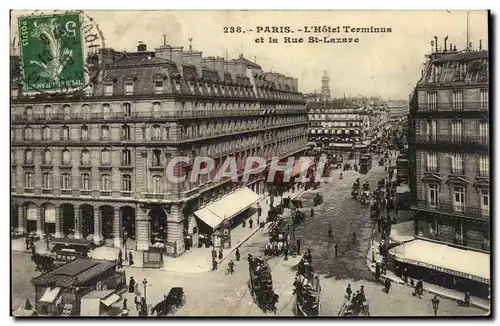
xmin=10 ymin=10 xmax=490 ymax=317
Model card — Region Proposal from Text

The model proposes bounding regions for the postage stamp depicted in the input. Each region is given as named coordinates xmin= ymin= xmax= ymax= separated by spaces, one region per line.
xmin=17 ymin=11 xmax=104 ymax=94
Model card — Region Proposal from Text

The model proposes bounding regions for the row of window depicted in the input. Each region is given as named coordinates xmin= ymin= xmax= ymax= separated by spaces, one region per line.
xmin=423 ymin=119 xmax=489 ymax=142
xmin=425 ymin=152 xmax=489 ymax=176
xmin=427 ymin=184 xmax=489 ymax=214
xmin=19 ymin=171 xmax=159 ymax=193
xmin=310 ymin=129 xmax=362 ymax=136
xmin=18 ymin=117 xmax=307 ymax=142
xmin=426 ymin=89 xmax=488 ymax=110
xmin=102 ymin=79 xmax=301 ymax=101
xmin=15 ymin=136 xmax=304 ymax=166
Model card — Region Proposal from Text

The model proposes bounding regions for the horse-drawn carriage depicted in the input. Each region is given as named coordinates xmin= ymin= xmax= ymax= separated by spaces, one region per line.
xmin=151 ymin=287 xmax=186 ymax=316
xmin=248 ymin=255 xmax=278 ymax=313
xmin=294 ymin=255 xmax=320 ymax=316
xmin=313 ymin=193 xmax=323 ymax=206
xmin=32 ymin=239 xmax=93 ymax=273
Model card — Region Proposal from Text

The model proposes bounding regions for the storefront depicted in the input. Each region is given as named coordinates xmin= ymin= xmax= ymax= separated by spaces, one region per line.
xmin=389 ymin=239 xmax=490 ymax=299
xmin=194 ymin=186 xmax=262 ymax=248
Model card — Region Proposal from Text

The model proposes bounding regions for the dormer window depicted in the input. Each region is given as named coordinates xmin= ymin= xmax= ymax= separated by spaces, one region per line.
xmin=198 ymin=83 xmax=204 ymax=93
xmin=174 ymin=81 xmax=181 ymax=92
xmin=213 ymin=86 xmax=218 ymax=94
xmin=125 ymin=81 xmax=134 ymax=95
xmin=104 ymin=83 xmax=113 ymax=96
xmin=155 ymin=80 xmax=164 ymax=94
xmin=188 ymin=82 xmax=195 ymax=93
xmin=205 ymin=83 xmax=210 ymax=94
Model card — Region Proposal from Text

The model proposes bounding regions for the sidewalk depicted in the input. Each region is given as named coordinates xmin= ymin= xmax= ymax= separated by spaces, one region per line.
xmin=365 ymin=234 xmax=490 ymax=311
xmin=161 ymin=187 xmax=307 ymax=274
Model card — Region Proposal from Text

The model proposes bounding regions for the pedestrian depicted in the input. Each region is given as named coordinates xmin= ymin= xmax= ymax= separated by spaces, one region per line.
xmin=310 ymin=207 xmax=314 ymax=218
xmin=31 ymin=243 xmax=36 ymax=256
xmin=118 ymin=249 xmax=123 ymax=261
xmin=334 ymin=243 xmax=338 ymax=257
xmin=228 ymin=260 xmax=235 ymax=274
xmin=249 ymin=218 xmax=253 ymax=229
xmin=122 ymin=298 xmax=128 ymax=310
xmin=296 ymin=238 xmax=301 ymax=255
xmin=25 ymin=237 xmax=30 ymax=250
xmin=464 ymin=292 xmax=470 ymax=307
xmin=345 ymin=284 xmax=352 ymax=300
xmin=128 ymin=276 xmax=136 ymax=293
xmin=328 ymin=224 xmax=333 ymax=239
xmin=212 ymin=258 xmax=218 ymax=271
xmin=403 ymin=267 xmax=408 ymax=283
xmin=134 ymin=294 xmax=141 ymax=311
xmin=235 ymin=247 xmax=240 ymax=261
xmin=352 ymin=231 xmax=357 ymax=244
xmin=384 ymin=278 xmax=391 ymax=294
xmin=128 ymin=251 xmax=134 ymax=266
xmin=134 ymin=282 xmax=140 ymax=295
xmin=375 ymin=263 xmax=381 ymax=282
xmin=431 ymin=295 xmax=440 ymax=316
xmin=218 ymin=248 xmax=223 ymax=260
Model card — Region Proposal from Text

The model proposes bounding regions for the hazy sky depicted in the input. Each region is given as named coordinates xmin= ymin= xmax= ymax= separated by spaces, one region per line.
xmin=10 ymin=10 xmax=488 ymax=99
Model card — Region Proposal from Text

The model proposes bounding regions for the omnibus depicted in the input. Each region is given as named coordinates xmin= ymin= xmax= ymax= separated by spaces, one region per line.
xmin=359 ymin=155 xmax=372 ymax=174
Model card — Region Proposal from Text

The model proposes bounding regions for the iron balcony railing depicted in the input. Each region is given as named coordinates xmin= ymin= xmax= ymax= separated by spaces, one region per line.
xmin=419 ymin=101 xmax=489 ymax=112
xmin=413 ymin=199 xmax=489 ymax=219
xmin=12 ymin=108 xmax=308 ymax=122
xmin=415 ymin=134 xmax=489 ymax=146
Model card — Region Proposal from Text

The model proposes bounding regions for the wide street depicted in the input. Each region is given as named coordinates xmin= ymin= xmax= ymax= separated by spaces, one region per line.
xmin=11 ymin=158 xmax=486 ymax=316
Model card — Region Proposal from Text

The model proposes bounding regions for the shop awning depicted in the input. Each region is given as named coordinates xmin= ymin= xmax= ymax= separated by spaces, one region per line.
xmin=389 ymin=221 xmax=415 ymax=243
xmin=389 ymin=239 xmax=490 ymax=284
xmin=194 ymin=187 xmax=261 ymax=229
xmin=39 ymin=287 xmax=61 ymax=303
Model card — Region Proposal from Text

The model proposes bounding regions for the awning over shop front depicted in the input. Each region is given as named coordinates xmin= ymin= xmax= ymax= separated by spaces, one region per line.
xmin=194 ymin=187 xmax=261 ymax=229
xmin=389 ymin=239 xmax=490 ymax=284
xmin=389 ymin=221 xmax=415 ymax=243
xmin=101 ymin=293 xmax=121 ymax=307
xmin=39 ymin=287 xmax=61 ymax=303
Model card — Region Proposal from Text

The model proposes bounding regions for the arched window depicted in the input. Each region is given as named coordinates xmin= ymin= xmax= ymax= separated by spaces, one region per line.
xmin=42 ymin=172 xmax=52 ymax=189
xmin=81 ymin=173 xmax=90 ymax=190
xmin=152 ymin=149 xmax=161 ymax=166
xmin=153 ymin=175 xmax=162 ymax=193
xmin=102 ymin=104 xmax=110 ymax=119
xmin=122 ymin=174 xmax=132 ymax=192
xmin=43 ymin=149 xmax=52 ymax=164
xmin=81 ymin=149 xmax=90 ymax=165
xmin=121 ymin=125 xmax=131 ymax=140
xmin=101 ymin=149 xmax=111 ymax=165
xmin=24 ymin=149 xmax=33 ymax=164
xmin=24 ymin=172 xmax=33 ymax=188
xmin=61 ymin=125 xmax=70 ymax=140
xmin=152 ymin=124 xmax=161 ymax=140
xmin=63 ymin=104 xmax=71 ymax=119
xmin=44 ymin=105 xmax=51 ymax=119
xmin=42 ymin=126 xmax=51 ymax=140
xmin=62 ymin=173 xmax=71 ymax=189
xmin=123 ymin=103 xmax=132 ymax=118
xmin=24 ymin=126 xmax=33 ymax=140
xmin=25 ymin=106 xmax=33 ymax=119
xmin=62 ymin=149 xmax=71 ymax=165
xmin=122 ymin=149 xmax=131 ymax=166
xmin=81 ymin=125 xmax=89 ymax=140
xmin=101 ymin=174 xmax=110 ymax=191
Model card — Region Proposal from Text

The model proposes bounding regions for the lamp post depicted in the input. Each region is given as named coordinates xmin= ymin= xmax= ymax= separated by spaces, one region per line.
xmin=431 ymin=296 xmax=439 ymax=316
xmin=142 ymin=278 xmax=148 ymax=304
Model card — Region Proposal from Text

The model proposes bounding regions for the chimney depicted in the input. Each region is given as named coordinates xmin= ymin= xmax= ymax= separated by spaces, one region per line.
xmin=449 ymin=43 xmax=453 ymax=51
xmin=285 ymin=76 xmax=294 ymax=90
xmin=265 ymin=72 xmax=279 ymax=89
xmin=202 ymin=56 xmax=225 ymax=80
xmin=155 ymin=45 xmax=184 ymax=75
xmin=277 ymin=74 xmax=285 ymax=90
xmin=434 ymin=36 xmax=438 ymax=53
xmin=137 ymin=41 xmax=147 ymax=52
xmin=479 ymin=39 xmax=482 ymax=50
xmin=292 ymin=78 xmax=298 ymax=92
xmin=226 ymin=60 xmax=246 ymax=81
xmin=182 ymin=51 xmax=203 ymax=78
xmin=444 ymin=35 xmax=448 ymax=52
xmin=453 ymin=45 xmax=457 ymax=51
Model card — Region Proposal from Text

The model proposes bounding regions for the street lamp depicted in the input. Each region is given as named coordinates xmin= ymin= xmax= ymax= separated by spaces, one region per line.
xmin=142 ymin=278 xmax=148 ymax=304
xmin=431 ymin=296 xmax=440 ymax=316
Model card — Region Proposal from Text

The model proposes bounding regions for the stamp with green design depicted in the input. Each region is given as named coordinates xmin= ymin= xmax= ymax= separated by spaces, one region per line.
xmin=18 ymin=12 xmax=85 ymax=94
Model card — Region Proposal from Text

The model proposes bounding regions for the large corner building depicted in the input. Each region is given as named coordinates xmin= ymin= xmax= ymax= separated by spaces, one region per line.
xmin=10 ymin=41 xmax=308 ymax=257
xmin=408 ymin=48 xmax=490 ymax=252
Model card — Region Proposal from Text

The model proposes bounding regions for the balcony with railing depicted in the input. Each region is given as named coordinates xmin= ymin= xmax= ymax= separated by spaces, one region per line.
xmin=12 ymin=107 xmax=307 ymax=123
xmin=415 ymin=134 xmax=489 ymax=152
xmin=416 ymin=101 xmax=489 ymax=113
xmin=412 ymin=199 xmax=489 ymax=220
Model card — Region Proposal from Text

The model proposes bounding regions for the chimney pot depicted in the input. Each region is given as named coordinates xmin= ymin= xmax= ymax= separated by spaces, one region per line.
xmin=137 ymin=41 xmax=147 ymax=52
xmin=479 ymin=39 xmax=482 ymax=50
